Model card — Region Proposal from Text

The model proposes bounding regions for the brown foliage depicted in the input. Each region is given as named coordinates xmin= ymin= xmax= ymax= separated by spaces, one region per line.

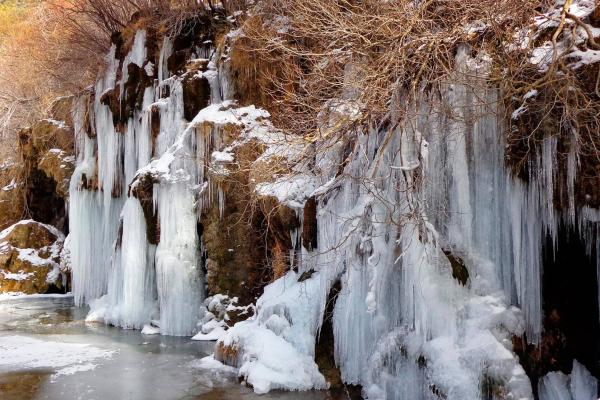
xmin=499 ymin=0 xmax=600 ymax=182
xmin=228 ymin=0 xmax=600 ymax=207
xmin=229 ymin=0 xmax=548 ymax=137
xmin=0 ymin=0 xmax=242 ymax=157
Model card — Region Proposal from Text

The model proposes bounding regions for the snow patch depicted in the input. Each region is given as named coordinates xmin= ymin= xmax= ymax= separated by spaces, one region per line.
xmin=0 ymin=335 xmax=114 ymax=378
xmin=218 ymin=272 xmax=327 ymax=394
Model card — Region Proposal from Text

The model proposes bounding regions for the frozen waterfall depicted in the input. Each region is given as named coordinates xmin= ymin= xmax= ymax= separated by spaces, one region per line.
xmin=68 ymin=31 xmax=227 ymax=336
xmin=64 ymin=24 xmax=600 ymax=399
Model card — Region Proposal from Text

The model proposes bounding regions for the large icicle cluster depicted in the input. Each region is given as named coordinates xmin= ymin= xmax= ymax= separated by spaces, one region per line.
xmin=68 ymin=26 xmax=280 ymax=337
xmin=69 ymin=43 xmax=124 ymax=307
xmin=216 ymin=44 xmax=600 ymax=398
xmin=68 ymin=30 xmax=230 ymax=336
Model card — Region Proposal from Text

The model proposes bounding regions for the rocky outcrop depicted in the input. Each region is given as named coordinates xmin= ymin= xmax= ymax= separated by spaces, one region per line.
xmin=201 ymin=133 xmax=279 ymax=304
xmin=4 ymin=95 xmax=77 ymax=232
xmin=182 ymin=68 xmax=211 ymax=121
xmin=0 ymin=161 xmax=25 ymax=231
xmin=0 ymin=220 xmax=66 ymax=294
xmin=37 ymin=149 xmax=75 ymax=199
xmin=187 ymin=103 xmax=303 ymax=306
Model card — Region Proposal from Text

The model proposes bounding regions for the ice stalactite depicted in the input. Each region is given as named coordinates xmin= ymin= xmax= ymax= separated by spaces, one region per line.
xmin=90 ymin=78 xmax=158 ymax=330
xmin=120 ymin=30 xmax=147 ymax=103
xmin=69 ymin=45 xmax=123 ymax=306
xmin=155 ymin=182 xmax=204 ymax=336
xmin=323 ymin=46 xmax=600 ymax=399
xmin=124 ymin=87 xmax=155 ymax=184
xmin=279 ymin=47 xmax=530 ymax=399
xmin=158 ymin=36 xmax=173 ymax=85
xmin=423 ymin=46 xmax=547 ymax=344
xmin=222 ymin=46 xmax=535 ymax=398
xmin=311 ymin=119 xmax=532 ymax=399
xmin=149 ymin=73 xmax=205 ymax=335
xmin=92 ymin=197 xmax=157 ymax=329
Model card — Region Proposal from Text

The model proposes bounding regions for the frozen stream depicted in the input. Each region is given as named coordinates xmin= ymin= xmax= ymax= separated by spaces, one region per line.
xmin=0 ymin=295 xmax=328 ymax=400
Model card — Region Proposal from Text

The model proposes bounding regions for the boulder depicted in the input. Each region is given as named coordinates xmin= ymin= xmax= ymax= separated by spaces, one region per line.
xmin=0 ymin=220 xmax=66 ymax=294
xmin=48 ymin=96 xmax=75 ymax=129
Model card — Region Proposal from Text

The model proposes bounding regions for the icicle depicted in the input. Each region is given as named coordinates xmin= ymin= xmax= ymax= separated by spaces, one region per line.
xmin=570 ymin=360 xmax=598 ymax=400
xmin=566 ymin=137 xmax=579 ymax=226
xmin=155 ymin=183 xmax=204 ymax=336
xmin=124 ymin=87 xmax=155 ymax=186
xmin=69 ymin=45 xmax=123 ymax=306
xmin=218 ymin=183 xmax=225 ymax=220
xmin=97 ymin=198 xmax=157 ymax=329
xmin=158 ymin=36 xmax=173 ymax=84
xmin=539 ymin=372 xmax=572 ymax=400
xmin=443 ymin=73 xmax=473 ymax=250
xmin=540 ymin=136 xmax=558 ymax=242
xmin=120 ymin=30 xmax=147 ymax=103
xmin=307 ymin=45 xmax=534 ymax=399
xmin=155 ymin=78 xmax=186 ymax=155
xmin=118 ymin=198 xmax=157 ymax=328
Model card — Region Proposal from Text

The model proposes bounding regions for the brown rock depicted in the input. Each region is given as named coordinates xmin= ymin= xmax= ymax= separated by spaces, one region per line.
xmin=129 ymin=172 xmax=160 ymax=245
xmin=49 ymin=96 xmax=75 ymax=128
xmin=0 ymin=220 xmax=65 ymax=294
xmin=17 ymin=117 xmax=75 ymax=229
xmin=0 ymin=162 xmax=25 ymax=231
xmin=37 ymin=149 xmax=75 ymax=199
xmin=182 ymin=73 xmax=210 ymax=121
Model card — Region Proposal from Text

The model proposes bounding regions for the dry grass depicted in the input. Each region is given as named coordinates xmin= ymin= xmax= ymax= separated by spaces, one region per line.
xmin=0 ymin=1 xmax=98 ymax=157
xmin=225 ymin=0 xmax=600 ymax=200
xmin=228 ymin=0 xmax=549 ymax=137
xmin=497 ymin=0 xmax=600 ymax=179
xmin=0 ymin=0 xmax=243 ymax=159
xmin=214 ymin=340 xmax=240 ymax=367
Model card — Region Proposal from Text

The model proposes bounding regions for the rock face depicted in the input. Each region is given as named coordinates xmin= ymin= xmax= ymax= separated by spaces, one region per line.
xmin=0 ymin=161 xmax=25 ymax=231
xmin=37 ymin=149 xmax=75 ymax=199
xmin=0 ymin=220 xmax=66 ymax=294
xmin=174 ymin=101 xmax=306 ymax=307
xmin=0 ymin=96 xmax=75 ymax=233
xmin=19 ymin=114 xmax=75 ymax=231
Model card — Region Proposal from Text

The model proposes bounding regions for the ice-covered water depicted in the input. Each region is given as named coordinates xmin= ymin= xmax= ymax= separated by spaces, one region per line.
xmin=0 ymin=295 xmax=328 ymax=400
